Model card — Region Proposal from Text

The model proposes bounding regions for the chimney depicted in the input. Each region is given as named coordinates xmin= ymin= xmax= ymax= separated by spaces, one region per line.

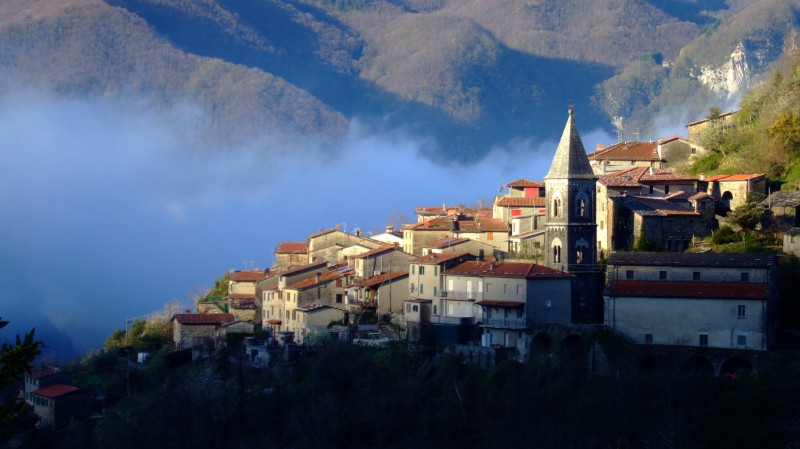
xmin=442 ymin=201 xmax=447 ymax=212
xmin=355 ymin=228 xmax=362 ymax=237
xmin=185 ymin=310 xmax=191 ymax=314
xmin=657 ymin=138 xmax=663 ymax=160
xmin=315 ymin=272 xmax=321 ymax=283
xmin=335 ymin=224 xmax=341 ymax=230
xmin=489 ymin=262 xmax=496 ymax=270
xmin=386 ymin=225 xmax=394 ymax=233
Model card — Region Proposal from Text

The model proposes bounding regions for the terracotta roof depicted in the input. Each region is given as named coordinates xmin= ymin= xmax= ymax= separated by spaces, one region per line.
xmin=446 ymin=261 xmax=571 ymax=279
xmin=275 ymin=242 xmax=308 ymax=254
xmin=356 ymin=271 xmax=409 ymax=288
xmin=33 ymin=384 xmax=80 ymax=399
xmin=600 ymin=167 xmax=696 ymax=188
xmin=588 ymin=141 xmax=662 ymax=161
xmin=308 ymin=228 xmax=337 ymax=239
xmin=172 ymin=313 xmax=236 ymax=325
xmin=475 ymin=300 xmax=524 ymax=308
xmin=350 ymin=245 xmax=396 ymax=259
xmin=427 ymin=237 xmax=470 ymax=249
xmin=688 ymin=192 xmax=712 ymax=201
xmin=504 ymin=179 xmax=545 ymax=188
xmin=604 ymin=280 xmax=769 ymax=300
xmin=229 ymin=269 xmax=266 ymax=282
xmin=703 ymin=173 xmax=764 ymax=182
xmin=410 ymin=252 xmax=471 ymax=264
xmin=495 ymin=197 xmax=547 ymax=207
xmin=607 ymin=252 xmax=776 ymax=268
xmin=286 ymin=266 xmax=353 ymax=290
xmin=266 ymin=319 xmax=282 ymax=325
xmin=404 ymin=216 xmax=509 ymax=233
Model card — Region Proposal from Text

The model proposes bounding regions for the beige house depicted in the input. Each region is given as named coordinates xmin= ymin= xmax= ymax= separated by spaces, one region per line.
xmin=403 ymin=215 xmax=510 ymax=256
xmin=369 ymin=225 xmax=404 ymax=246
xmin=347 ymin=271 xmax=409 ymax=314
xmin=589 ymin=137 xmax=707 ymax=175
xmin=30 ymin=385 xmax=91 ymax=430
xmin=226 ymin=269 xmax=266 ymax=322
xmin=604 ymin=252 xmax=778 ymax=351
xmin=307 ymin=226 xmax=385 ymax=263
xmin=702 ymin=173 xmax=766 ymax=212
xmin=492 ymin=179 xmax=547 ymax=223
xmin=273 ymin=242 xmax=308 ymax=270
xmin=286 ymin=304 xmax=345 ymax=344
xmin=171 ymin=313 xmax=235 ymax=349
xmin=404 ymin=252 xmax=474 ymax=341
xmin=424 ymin=236 xmax=505 ymax=261
xmin=349 ymin=245 xmax=413 ymax=279
xmin=686 ymin=111 xmax=737 ymax=144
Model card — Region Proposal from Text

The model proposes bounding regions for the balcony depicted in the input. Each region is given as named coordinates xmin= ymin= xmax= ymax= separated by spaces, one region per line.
xmin=481 ymin=318 xmax=528 ymax=330
xmin=429 ymin=315 xmax=475 ymax=326
xmin=439 ymin=291 xmax=483 ymax=301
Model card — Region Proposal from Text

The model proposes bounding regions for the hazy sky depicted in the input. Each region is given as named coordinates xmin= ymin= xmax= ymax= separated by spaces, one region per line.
xmin=0 ymin=86 xmax=619 ymax=360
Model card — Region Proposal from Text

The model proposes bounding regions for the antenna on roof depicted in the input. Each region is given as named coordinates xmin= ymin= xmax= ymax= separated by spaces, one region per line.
xmin=632 ymin=128 xmax=641 ymax=141
xmin=567 ymin=98 xmax=575 ymax=114
xmin=613 ymin=116 xmax=624 ymax=143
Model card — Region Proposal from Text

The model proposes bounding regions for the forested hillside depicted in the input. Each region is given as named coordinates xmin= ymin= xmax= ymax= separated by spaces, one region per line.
xmin=1 ymin=0 xmax=797 ymax=158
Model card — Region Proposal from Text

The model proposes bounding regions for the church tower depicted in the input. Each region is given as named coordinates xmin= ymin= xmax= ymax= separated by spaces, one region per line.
xmin=544 ymin=109 xmax=601 ymax=322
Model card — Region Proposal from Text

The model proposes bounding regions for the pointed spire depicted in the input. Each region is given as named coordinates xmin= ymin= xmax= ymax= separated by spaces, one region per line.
xmin=544 ymin=109 xmax=595 ymax=180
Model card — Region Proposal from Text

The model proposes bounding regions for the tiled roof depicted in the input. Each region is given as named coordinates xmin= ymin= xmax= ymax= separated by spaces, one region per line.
xmin=610 ymin=196 xmax=700 ymax=217
xmin=703 ymin=173 xmax=764 ymax=182
xmin=275 ymin=242 xmax=308 ymax=254
xmin=600 ymin=167 xmax=696 ymax=188
xmin=229 ymin=293 xmax=255 ymax=300
xmin=404 ymin=217 xmax=509 ymax=233
xmin=172 ymin=313 xmax=236 ymax=325
xmin=607 ymin=252 xmax=776 ymax=268
xmin=495 ymin=197 xmax=547 ymax=207
xmin=286 ymin=266 xmax=353 ymax=290
xmin=763 ymin=190 xmax=800 ymax=207
xmin=604 ymin=280 xmax=768 ymax=300
xmin=588 ymin=141 xmax=661 ymax=161
xmin=427 ymin=237 xmax=470 ymax=249
xmin=350 ymin=245 xmax=396 ymax=259
xmin=410 ymin=252 xmax=471 ymax=264
xmin=356 ymin=271 xmax=409 ymax=288
xmin=445 ymin=261 xmax=571 ymax=279
xmin=686 ymin=111 xmax=736 ymax=127
xmin=415 ymin=206 xmax=493 ymax=217
xmin=504 ymin=179 xmax=545 ymax=188
xmin=307 ymin=228 xmax=337 ymax=239
xmin=229 ymin=269 xmax=266 ymax=282
xmin=475 ymin=300 xmax=524 ymax=308
xmin=281 ymin=261 xmax=328 ymax=277
xmin=28 ymin=366 xmax=61 ymax=380
xmin=688 ymin=192 xmax=712 ymax=201
xmin=33 ymin=385 xmax=80 ymax=399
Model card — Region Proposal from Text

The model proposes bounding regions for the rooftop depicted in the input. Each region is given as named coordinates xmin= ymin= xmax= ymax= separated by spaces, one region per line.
xmin=610 ymin=196 xmax=701 ymax=217
xmin=763 ymin=190 xmax=800 ymax=207
xmin=275 ymin=241 xmax=308 ymax=254
xmin=354 ymin=271 xmax=409 ymax=288
xmin=604 ymin=280 xmax=769 ymax=300
xmin=409 ymin=252 xmax=472 ymax=265
xmin=350 ymin=245 xmax=397 ymax=259
xmin=445 ymin=261 xmax=572 ymax=279
xmin=285 ymin=266 xmax=353 ymax=290
xmin=588 ymin=141 xmax=662 ymax=162
xmin=504 ymin=179 xmax=545 ymax=188
xmin=495 ymin=196 xmax=547 ymax=207
xmin=229 ymin=269 xmax=266 ymax=282
xmin=544 ymin=109 xmax=595 ymax=180
xmin=703 ymin=173 xmax=764 ymax=182
xmin=607 ymin=252 xmax=776 ymax=268
xmin=32 ymin=384 xmax=81 ymax=399
xmin=599 ymin=167 xmax=696 ymax=188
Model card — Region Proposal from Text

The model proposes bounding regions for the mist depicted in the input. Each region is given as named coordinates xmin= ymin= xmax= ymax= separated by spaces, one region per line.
xmin=0 ymin=86 xmax=613 ymax=361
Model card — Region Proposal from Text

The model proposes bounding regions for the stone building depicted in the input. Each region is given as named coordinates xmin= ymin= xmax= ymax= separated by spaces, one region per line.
xmin=171 ymin=313 xmax=235 ymax=349
xmin=30 ymin=385 xmax=91 ymax=430
xmin=702 ymin=173 xmax=766 ymax=213
xmin=589 ymin=137 xmax=707 ymax=175
xmin=604 ymin=252 xmax=778 ymax=351
xmin=273 ymin=241 xmax=309 ymax=270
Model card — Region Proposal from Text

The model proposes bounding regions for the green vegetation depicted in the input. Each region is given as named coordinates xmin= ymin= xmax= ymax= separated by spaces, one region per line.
xmin=0 ymin=319 xmax=42 ymax=425
xmin=632 ymin=234 xmax=662 ymax=252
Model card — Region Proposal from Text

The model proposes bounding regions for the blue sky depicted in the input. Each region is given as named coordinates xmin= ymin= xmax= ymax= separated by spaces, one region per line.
xmin=0 ymin=87 xmax=620 ymax=360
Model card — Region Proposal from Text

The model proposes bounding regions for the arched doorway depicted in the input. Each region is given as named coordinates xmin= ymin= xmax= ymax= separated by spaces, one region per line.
xmin=532 ymin=332 xmax=553 ymax=356
xmin=720 ymin=357 xmax=753 ymax=378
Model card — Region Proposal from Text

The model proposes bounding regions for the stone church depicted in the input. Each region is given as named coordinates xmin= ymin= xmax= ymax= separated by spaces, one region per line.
xmin=543 ymin=109 xmax=604 ymax=323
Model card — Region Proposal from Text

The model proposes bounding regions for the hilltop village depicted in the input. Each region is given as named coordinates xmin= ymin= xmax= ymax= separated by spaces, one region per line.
xmin=21 ymin=110 xmax=800 ymax=431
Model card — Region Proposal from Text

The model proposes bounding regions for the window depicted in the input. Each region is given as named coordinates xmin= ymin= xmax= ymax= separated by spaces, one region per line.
xmin=433 ymin=305 xmax=437 ymax=314
xmin=664 ymin=185 xmax=670 ymax=195
xmin=420 ymin=284 xmax=424 ymax=295
xmin=693 ymin=271 xmax=700 ymax=281
xmin=412 ymin=265 xmax=416 ymax=275
xmin=434 ymin=266 xmax=439 ymax=276
xmin=578 ymin=198 xmax=586 ymax=217
xmin=600 ymin=220 xmax=604 ymax=230
xmin=488 ymin=232 xmax=494 ymax=240
xmin=644 ymin=334 xmax=653 ymax=344
xmin=552 ymin=198 xmax=561 ymax=217
xmin=659 ymin=270 xmax=667 ymax=280
xmin=626 ymin=270 xmax=634 ymax=279
xmin=485 ymin=283 xmax=492 ymax=293
xmin=516 ymin=284 xmax=522 ymax=295
xmin=419 ymin=266 xmax=425 ymax=275
xmin=406 ymin=304 xmax=411 ymax=313
xmin=433 ymin=286 xmax=437 ymax=296
xmin=504 ymin=284 xmax=508 ymax=294
xmin=691 ymin=147 xmax=697 ymax=154
xmin=737 ymin=334 xmax=747 ymax=347
xmin=649 ymin=185 xmax=654 ymax=194
xmin=412 ymin=305 xmax=419 ymax=312
xmin=553 ymin=245 xmax=561 ymax=263
xmin=741 ymin=272 xmax=749 ymax=282
xmin=699 ymin=334 xmax=708 ymax=347
xmin=410 ymin=283 xmax=416 ymax=293
xmin=738 ymin=305 xmax=746 ymax=318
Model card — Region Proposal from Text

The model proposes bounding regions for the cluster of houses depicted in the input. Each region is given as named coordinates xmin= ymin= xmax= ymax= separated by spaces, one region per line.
xmin=169 ymin=109 xmax=792 ymax=368
xmin=20 ymin=109 xmax=800 ymax=429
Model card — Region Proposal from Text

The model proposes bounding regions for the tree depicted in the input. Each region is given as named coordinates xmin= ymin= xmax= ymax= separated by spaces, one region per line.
xmin=0 ymin=318 xmax=43 ymax=424
xmin=726 ymin=201 xmax=766 ymax=233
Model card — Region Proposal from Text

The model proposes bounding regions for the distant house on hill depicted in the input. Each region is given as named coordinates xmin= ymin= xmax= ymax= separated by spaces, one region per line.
xmin=701 ymin=173 xmax=766 ymax=213
xmin=171 ymin=313 xmax=235 ymax=350
xmin=686 ymin=111 xmax=737 ymax=144
xmin=589 ymin=137 xmax=706 ymax=174
xmin=274 ymin=241 xmax=308 ymax=270
xmin=30 ymin=384 xmax=91 ymax=430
